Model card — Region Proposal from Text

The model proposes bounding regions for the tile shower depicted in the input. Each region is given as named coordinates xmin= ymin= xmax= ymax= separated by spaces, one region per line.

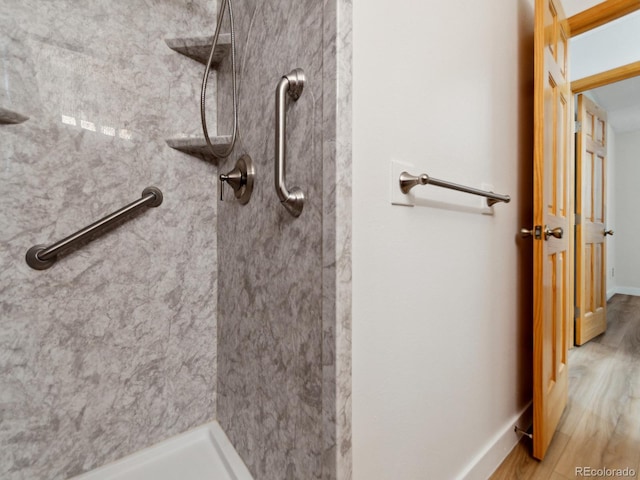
xmin=0 ymin=0 xmax=351 ymax=479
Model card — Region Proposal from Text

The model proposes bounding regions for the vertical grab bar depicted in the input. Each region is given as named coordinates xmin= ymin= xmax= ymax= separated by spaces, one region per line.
xmin=275 ymin=68 xmax=305 ymax=217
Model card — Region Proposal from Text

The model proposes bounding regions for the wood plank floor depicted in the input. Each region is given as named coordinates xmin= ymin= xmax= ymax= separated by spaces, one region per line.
xmin=491 ymin=294 xmax=640 ymax=480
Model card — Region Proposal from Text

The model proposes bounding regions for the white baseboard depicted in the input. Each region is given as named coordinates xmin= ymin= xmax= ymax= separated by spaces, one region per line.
xmin=609 ymin=286 xmax=640 ymax=298
xmin=458 ymin=402 xmax=533 ymax=480
xmin=607 ymin=288 xmax=617 ymax=301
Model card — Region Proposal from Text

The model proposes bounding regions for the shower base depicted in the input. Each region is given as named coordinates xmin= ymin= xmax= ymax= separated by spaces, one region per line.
xmin=72 ymin=422 xmax=253 ymax=480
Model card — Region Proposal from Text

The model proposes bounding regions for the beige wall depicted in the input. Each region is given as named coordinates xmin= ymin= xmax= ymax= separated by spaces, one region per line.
xmin=352 ymin=0 xmax=535 ymax=477
xmin=612 ymin=129 xmax=640 ymax=295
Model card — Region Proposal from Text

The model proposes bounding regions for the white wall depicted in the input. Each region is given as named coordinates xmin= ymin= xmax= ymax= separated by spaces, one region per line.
xmin=613 ymin=130 xmax=640 ymax=295
xmin=352 ymin=0 xmax=534 ymax=478
xmin=562 ymin=0 xmax=604 ymax=17
xmin=606 ymin=124 xmax=617 ymax=298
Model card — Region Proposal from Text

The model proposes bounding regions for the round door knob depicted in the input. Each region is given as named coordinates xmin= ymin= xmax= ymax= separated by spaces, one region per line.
xmin=544 ymin=226 xmax=563 ymax=240
xmin=604 ymin=229 xmax=614 ymax=236
xmin=520 ymin=228 xmax=534 ymax=238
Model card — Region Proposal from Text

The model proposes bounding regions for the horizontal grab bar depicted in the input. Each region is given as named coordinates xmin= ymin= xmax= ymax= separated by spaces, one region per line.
xmin=399 ymin=172 xmax=510 ymax=207
xmin=26 ymin=186 xmax=163 ymax=270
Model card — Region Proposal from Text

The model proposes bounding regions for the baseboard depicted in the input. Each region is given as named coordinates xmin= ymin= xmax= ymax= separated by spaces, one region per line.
xmin=607 ymin=287 xmax=617 ymax=301
xmin=458 ymin=402 xmax=533 ymax=480
xmin=610 ymin=286 xmax=640 ymax=298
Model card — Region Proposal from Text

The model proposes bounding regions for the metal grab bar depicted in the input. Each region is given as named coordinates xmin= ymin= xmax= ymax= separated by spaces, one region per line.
xmin=399 ymin=171 xmax=510 ymax=206
xmin=275 ymin=68 xmax=305 ymax=217
xmin=26 ymin=186 xmax=163 ymax=270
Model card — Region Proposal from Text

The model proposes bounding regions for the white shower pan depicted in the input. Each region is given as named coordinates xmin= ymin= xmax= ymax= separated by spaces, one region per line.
xmin=72 ymin=422 xmax=253 ymax=480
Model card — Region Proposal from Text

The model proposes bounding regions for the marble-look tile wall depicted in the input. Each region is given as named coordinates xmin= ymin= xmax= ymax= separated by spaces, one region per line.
xmin=322 ymin=2 xmax=353 ymax=478
xmin=215 ymin=0 xmax=352 ymax=479
xmin=0 ymin=1 xmax=220 ymax=478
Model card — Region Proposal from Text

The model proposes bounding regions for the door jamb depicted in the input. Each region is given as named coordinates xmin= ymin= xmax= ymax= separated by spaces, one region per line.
xmin=572 ymin=61 xmax=640 ymax=93
xmin=568 ymin=0 xmax=640 ymax=37
xmin=567 ymin=4 xmax=640 ymax=347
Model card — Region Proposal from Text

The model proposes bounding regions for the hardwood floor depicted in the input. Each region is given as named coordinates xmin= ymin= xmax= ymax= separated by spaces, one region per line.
xmin=491 ymin=294 xmax=640 ymax=480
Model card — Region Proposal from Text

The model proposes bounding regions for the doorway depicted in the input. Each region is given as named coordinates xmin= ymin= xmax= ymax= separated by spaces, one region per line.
xmin=530 ymin=0 xmax=640 ymax=463
xmin=571 ymin=8 xmax=640 ymax=346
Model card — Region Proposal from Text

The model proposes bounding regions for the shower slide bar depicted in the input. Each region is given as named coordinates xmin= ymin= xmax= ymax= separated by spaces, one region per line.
xmin=275 ymin=68 xmax=306 ymax=217
xmin=399 ymin=171 xmax=511 ymax=206
xmin=25 ymin=187 xmax=163 ymax=270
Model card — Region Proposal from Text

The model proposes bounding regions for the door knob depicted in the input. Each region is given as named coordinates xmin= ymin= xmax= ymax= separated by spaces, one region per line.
xmin=520 ymin=226 xmax=542 ymax=239
xmin=544 ymin=226 xmax=563 ymax=240
xmin=604 ymin=229 xmax=614 ymax=236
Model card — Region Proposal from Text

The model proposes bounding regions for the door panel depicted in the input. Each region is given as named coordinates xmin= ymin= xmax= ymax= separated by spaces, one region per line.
xmin=575 ymin=94 xmax=608 ymax=345
xmin=533 ymin=0 xmax=572 ymax=460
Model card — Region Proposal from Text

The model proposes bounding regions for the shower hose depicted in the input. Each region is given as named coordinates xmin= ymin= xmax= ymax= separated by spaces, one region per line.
xmin=201 ymin=0 xmax=238 ymax=158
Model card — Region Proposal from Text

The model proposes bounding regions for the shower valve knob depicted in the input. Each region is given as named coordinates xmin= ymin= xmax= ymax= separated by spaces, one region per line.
xmin=219 ymin=170 xmax=243 ymax=192
xmin=218 ymin=154 xmax=255 ymax=205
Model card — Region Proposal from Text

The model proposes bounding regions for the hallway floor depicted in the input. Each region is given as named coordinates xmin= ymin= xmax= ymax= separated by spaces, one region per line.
xmin=491 ymin=294 xmax=640 ymax=479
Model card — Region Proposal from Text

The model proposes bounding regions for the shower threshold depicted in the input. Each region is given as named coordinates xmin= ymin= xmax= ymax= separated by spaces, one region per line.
xmin=71 ymin=422 xmax=253 ymax=480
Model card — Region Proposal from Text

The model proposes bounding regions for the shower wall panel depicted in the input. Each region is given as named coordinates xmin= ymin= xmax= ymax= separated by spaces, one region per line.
xmin=0 ymin=1 xmax=219 ymax=478
xmin=216 ymin=0 xmax=352 ymax=479
xmin=323 ymin=2 xmax=353 ymax=478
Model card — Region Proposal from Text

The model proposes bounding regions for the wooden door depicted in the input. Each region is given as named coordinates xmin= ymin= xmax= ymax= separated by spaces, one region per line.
xmin=575 ymin=94 xmax=608 ymax=345
xmin=532 ymin=0 xmax=573 ymax=460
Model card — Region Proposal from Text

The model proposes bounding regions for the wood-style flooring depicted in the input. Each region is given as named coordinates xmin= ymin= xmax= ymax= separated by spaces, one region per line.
xmin=491 ymin=294 xmax=640 ymax=479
